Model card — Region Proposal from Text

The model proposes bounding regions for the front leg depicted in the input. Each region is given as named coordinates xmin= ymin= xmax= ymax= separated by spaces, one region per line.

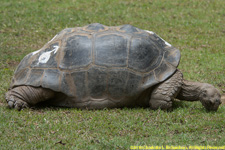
xmin=5 ymin=86 xmax=55 ymax=110
xmin=149 ymin=70 xmax=183 ymax=110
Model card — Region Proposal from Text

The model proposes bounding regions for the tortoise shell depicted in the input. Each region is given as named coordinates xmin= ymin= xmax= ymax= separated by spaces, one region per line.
xmin=11 ymin=23 xmax=180 ymax=108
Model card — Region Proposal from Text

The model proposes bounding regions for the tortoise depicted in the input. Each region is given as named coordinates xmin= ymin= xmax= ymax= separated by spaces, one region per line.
xmin=5 ymin=23 xmax=221 ymax=111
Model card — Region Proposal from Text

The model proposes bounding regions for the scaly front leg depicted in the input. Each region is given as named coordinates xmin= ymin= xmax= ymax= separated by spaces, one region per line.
xmin=5 ymin=86 xmax=55 ymax=110
xmin=149 ymin=70 xmax=183 ymax=110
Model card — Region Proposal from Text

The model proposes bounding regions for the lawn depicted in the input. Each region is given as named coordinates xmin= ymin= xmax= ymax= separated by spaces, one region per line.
xmin=0 ymin=0 xmax=224 ymax=149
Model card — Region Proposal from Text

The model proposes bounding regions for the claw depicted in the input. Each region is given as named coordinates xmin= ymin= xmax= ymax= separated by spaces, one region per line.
xmin=8 ymin=101 xmax=14 ymax=108
xmin=5 ymin=91 xmax=29 ymax=110
xmin=14 ymin=103 xmax=21 ymax=111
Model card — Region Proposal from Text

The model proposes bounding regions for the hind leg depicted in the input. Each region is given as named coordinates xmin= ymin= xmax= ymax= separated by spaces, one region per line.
xmin=149 ymin=70 xmax=183 ymax=110
xmin=5 ymin=86 xmax=55 ymax=110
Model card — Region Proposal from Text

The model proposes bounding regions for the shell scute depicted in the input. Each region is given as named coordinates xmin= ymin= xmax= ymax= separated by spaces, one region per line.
xmin=95 ymin=34 xmax=128 ymax=67
xmin=128 ymin=37 xmax=163 ymax=72
xmin=84 ymin=23 xmax=107 ymax=32
xmin=59 ymin=35 xmax=92 ymax=70
xmin=119 ymin=24 xmax=139 ymax=33
xmin=108 ymin=69 xmax=128 ymax=99
xmin=30 ymin=42 xmax=59 ymax=68
xmin=42 ymin=69 xmax=61 ymax=92
xmin=71 ymin=71 xmax=87 ymax=100
xmin=87 ymin=67 xmax=108 ymax=99
xmin=26 ymin=69 xmax=44 ymax=86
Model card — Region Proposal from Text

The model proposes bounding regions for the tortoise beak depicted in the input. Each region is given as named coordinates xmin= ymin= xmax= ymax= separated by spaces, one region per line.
xmin=205 ymin=100 xmax=221 ymax=111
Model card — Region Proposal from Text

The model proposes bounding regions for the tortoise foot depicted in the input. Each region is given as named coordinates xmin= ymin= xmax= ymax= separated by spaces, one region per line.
xmin=5 ymin=91 xmax=29 ymax=111
xmin=149 ymin=99 xmax=173 ymax=111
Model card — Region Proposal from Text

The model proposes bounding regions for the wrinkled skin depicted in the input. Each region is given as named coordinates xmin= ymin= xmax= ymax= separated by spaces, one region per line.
xmin=177 ymin=81 xmax=221 ymax=111
xmin=199 ymin=84 xmax=221 ymax=111
xmin=5 ymin=86 xmax=55 ymax=111
xmin=5 ymin=70 xmax=222 ymax=111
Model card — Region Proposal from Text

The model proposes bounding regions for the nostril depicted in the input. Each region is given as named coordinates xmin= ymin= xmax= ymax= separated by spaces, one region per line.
xmin=216 ymin=99 xmax=221 ymax=104
xmin=209 ymin=101 xmax=213 ymax=105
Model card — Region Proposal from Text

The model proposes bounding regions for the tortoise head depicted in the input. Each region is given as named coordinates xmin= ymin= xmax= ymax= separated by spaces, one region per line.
xmin=199 ymin=84 xmax=221 ymax=111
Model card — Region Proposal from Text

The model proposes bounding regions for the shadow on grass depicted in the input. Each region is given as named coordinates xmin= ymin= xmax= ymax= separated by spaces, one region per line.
xmin=3 ymin=98 xmax=222 ymax=114
xmin=30 ymin=100 xmax=203 ymax=113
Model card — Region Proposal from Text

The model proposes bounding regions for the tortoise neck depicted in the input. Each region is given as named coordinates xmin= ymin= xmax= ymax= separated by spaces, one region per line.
xmin=176 ymin=80 xmax=205 ymax=101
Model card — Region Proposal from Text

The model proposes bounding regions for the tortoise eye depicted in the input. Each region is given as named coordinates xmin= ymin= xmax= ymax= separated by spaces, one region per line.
xmin=216 ymin=99 xmax=221 ymax=104
xmin=202 ymin=93 xmax=207 ymax=98
xmin=209 ymin=101 xmax=213 ymax=105
xmin=202 ymin=90 xmax=207 ymax=97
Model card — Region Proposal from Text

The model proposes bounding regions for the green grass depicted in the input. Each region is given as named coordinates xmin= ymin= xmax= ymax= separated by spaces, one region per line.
xmin=0 ymin=0 xmax=224 ymax=149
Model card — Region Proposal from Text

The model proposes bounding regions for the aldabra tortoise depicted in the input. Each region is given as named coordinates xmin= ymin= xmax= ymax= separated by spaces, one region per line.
xmin=5 ymin=23 xmax=221 ymax=111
